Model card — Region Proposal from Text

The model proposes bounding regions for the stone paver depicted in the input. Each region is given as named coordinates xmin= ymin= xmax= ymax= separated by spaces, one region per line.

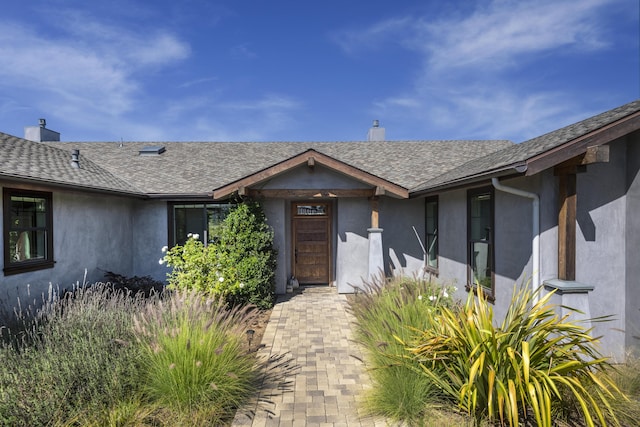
xmin=232 ymin=286 xmax=387 ymax=427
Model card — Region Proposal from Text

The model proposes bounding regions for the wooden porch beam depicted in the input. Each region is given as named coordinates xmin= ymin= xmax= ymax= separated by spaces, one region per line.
xmin=555 ymin=145 xmax=610 ymax=171
xmin=247 ymin=188 xmax=376 ymax=199
xmin=370 ymin=197 xmax=379 ymax=228
xmin=557 ymin=172 xmax=576 ymax=280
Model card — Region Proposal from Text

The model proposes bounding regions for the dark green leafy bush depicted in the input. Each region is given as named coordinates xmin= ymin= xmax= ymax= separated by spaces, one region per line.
xmin=162 ymin=201 xmax=277 ymax=309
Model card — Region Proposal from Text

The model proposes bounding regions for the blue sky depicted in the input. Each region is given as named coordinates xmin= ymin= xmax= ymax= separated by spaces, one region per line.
xmin=0 ymin=0 xmax=637 ymax=142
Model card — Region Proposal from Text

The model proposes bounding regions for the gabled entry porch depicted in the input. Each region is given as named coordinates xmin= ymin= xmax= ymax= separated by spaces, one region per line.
xmin=212 ymin=149 xmax=409 ymax=294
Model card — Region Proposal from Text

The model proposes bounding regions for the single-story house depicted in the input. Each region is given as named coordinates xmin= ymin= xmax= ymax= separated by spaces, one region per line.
xmin=1 ymin=100 xmax=639 ymax=361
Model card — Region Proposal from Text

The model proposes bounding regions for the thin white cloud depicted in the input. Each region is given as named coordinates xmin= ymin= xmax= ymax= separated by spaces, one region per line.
xmin=0 ymin=7 xmax=191 ymax=136
xmin=339 ymin=0 xmax=627 ymax=141
xmin=331 ymin=17 xmax=413 ymax=54
xmin=178 ymin=76 xmax=219 ymax=89
xmin=421 ymin=0 xmax=612 ymax=70
xmin=230 ymin=43 xmax=258 ymax=59
xmin=53 ymin=10 xmax=190 ymax=69
xmin=0 ymin=22 xmax=136 ymax=115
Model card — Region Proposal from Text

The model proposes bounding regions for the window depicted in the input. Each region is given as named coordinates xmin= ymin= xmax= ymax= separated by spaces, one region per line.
xmin=425 ymin=196 xmax=438 ymax=272
xmin=3 ymin=188 xmax=54 ymax=275
xmin=467 ymin=187 xmax=494 ymax=297
xmin=168 ymin=202 xmax=234 ymax=246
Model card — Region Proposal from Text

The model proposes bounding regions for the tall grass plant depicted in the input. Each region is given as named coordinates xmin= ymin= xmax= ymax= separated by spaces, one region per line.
xmin=133 ymin=290 xmax=259 ymax=419
xmin=350 ymin=275 xmax=457 ymax=424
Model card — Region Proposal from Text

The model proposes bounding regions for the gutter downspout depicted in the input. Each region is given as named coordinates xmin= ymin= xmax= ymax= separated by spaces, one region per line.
xmin=491 ymin=178 xmax=540 ymax=303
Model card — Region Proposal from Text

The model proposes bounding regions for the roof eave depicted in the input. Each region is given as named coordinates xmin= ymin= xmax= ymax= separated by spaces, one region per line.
xmin=212 ymin=149 xmax=409 ymax=199
xmin=524 ymin=109 xmax=640 ymax=176
xmin=409 ymin=163 xmax=527 ymax=197
xmin=0 ymin=174 xmax=147 ymax=198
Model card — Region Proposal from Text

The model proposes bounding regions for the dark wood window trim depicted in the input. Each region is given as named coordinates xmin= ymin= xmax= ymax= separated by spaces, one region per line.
xmin=466 ymin=186 xmax=495 ymax=300
xmin=167 ymin=201 xmax=234 ymax=247
xmin=425 ymin=196 xmax=439 ymax=275
xmin=3 ymin=188 xmax=54 ymax=276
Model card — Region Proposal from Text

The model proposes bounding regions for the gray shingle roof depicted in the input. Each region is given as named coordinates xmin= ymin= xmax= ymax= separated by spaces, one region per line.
xmin=45 ymin=140 xmax=513 ymax=196
xmin=0 ymin=132 xmax=143 ymax=195
xmin=412 ymin=99 xmax=640 ymax=193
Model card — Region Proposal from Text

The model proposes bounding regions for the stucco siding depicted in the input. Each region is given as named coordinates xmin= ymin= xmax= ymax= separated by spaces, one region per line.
xmin=263 ymin=198 xmax=288 ymax=294
xmin=262 ymin=165 xmax=371 ymax=190
xmin=1 ymin=183 xmax=135 ymax=308
xmin=436 ymin=190 xmax=468 ymax=299
xmin=625 ymin=132 xmax=640 ymax=350
xmin=132 ymin=200 xmax=169 ymax=282
xmin=336 ymin=198 xmax=369 ymax=292
xmin=380 ymin=197 xmax=425 ymax=278
xmin=492 ymin=176 xmax=538 ymax=320
xmin=575 ymin=140 xmax=627 ymax=359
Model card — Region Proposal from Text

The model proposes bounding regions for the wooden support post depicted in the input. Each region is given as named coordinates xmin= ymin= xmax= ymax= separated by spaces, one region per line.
xmin=370 ymin=197 xmax=379 ymax=229
xmin=558 ymin=172 xmax=577 ymax=280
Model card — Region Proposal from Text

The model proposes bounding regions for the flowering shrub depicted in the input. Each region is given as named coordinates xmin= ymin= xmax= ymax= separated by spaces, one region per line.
xmin=160 ymin=201 xmax=276 ymax=309
xmin=160 ymin=235 xmax=242 ymax=298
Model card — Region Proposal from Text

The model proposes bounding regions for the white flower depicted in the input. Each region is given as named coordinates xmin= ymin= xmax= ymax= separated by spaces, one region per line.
xmin=453 ymin=286 xmax=458 ymax=292
xmin=187 ymin=233 xmax=193 ymax=238
xmin=192 ymin=233 xmax=200 ymax=240
xmin=418 ymin=295 xmax=423 ymax=300
xmin=239 ymin=283 xmax=245 ymax=288
xmin=442 ymin=290 xmax=449 ymax=298
xmin=159 ymin=258 xmax=165 ymax=265
xmin=161 ymin=246 xmax=168 ymax=253
xmin=428 ymin=295 xmax=436 ymax=302
xmin=218 ymin=277 xmax=224 ymax=282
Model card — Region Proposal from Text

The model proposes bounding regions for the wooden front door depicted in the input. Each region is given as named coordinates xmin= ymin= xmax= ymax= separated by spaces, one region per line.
xmin=292 ymin=203 xmax=331 ymax=284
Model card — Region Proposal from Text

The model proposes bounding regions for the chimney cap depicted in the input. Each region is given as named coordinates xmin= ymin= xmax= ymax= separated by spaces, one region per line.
xmin=372 ymin=119 xmax=379 ymax=128
xmin=39 ymin=118 xmax=46 ymax=128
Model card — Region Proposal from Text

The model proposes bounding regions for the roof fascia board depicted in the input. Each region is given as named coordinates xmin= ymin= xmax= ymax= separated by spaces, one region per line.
xmin=213 ymin=149 xmax=409 ymax=199
xmin=0 ymin=174 xmax=147 ymax=198
xmin=525 ymin=111 xmax=640 ymax=176
xmin=409 ymin=168 xmax=524 ymax=198
xmin=145 ymin=193 xmax=216 ymax=200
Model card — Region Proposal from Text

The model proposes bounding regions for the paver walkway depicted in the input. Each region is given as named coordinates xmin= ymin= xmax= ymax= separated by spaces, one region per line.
xmin=232 ymin=286 xmax=387 ymax=427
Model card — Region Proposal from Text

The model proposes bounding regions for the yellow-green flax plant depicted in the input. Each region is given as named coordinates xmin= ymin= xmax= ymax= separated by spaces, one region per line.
xmin=402 ymin=285 xmax=626 ymax=427
xmin=133 ymin=290 xmax=260 ymax=421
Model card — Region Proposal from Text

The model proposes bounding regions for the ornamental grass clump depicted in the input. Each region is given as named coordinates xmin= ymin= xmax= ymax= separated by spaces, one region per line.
xmin=349 ymin=275 xmax=457 ymax=424
xmin=402 ymin=285 xmax=626 ymax=427
xmin=0 ymin=283 xmax=145 ymax=427
xmin=133 ymin=290 xmax=259 ymax=422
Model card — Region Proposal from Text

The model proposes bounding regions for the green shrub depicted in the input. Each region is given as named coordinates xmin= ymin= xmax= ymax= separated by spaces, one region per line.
xmin=162 ymin=236 xmax=242 ymax=296
xmin=403 ymin=285 xmax=625 ymax=427
xmin=133 ymin=290 xmax=259 ymax=421
xmin=162 ymin=200 xmax=276 ymax=309
xmin=0 ymin=284 xmax=144 ymax=427
xmin=216 ymin=201 xmax=277 ymax=309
